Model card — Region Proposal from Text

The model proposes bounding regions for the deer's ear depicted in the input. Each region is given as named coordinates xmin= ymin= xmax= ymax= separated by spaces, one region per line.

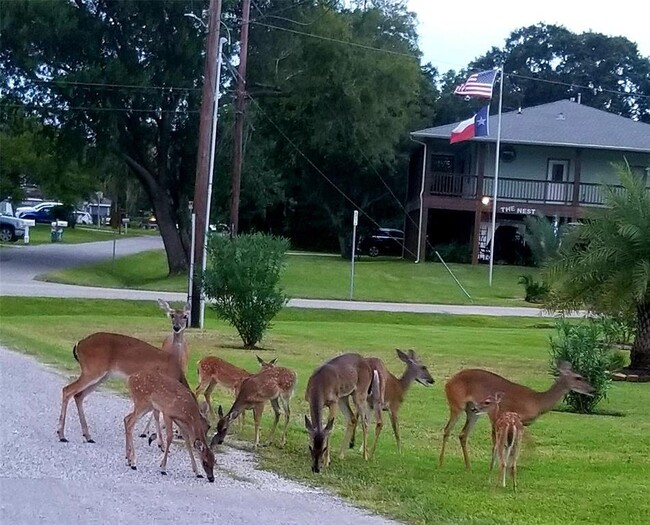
xmin=194 ymin=439 xmax=206 ymax=452
xmin=157 ymin=298 xmax=171 ymax=313
xmin=269 ymin=358 xmax=278 ymax=365
xmin=209 ymin=434 xmax=219 ymax=448
xmin=304 ymin=415 xmax=314 ymax=432
xmin=324 ymin=417 xmax=335 ymax=433
xmin=557 ymin=361 xmax=572 ymax=374
xmin=494 ymin=391 xmax=505 ymax=403
xmin=256 ymin=355 xmax=264 ymax=365
xmin=396 ymin=349 xmax=409 ymax=362
xmin=217 ymin=405 xmax=224 ymax=418
xmin=228 ymin=410 xmax=239 ymax=421
xmin=183 ymin=301 xmax=191 ymax=314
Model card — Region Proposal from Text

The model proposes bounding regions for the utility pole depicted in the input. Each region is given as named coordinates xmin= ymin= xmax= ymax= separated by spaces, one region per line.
xmin=190 ymin=0 xmax=223 ymax=328
xmin=229 ymin=0 xmax=251 ymax=235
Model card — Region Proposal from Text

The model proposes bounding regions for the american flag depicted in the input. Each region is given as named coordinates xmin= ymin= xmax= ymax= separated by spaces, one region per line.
xmin=454 ymin=69 xmax=498 ymax=99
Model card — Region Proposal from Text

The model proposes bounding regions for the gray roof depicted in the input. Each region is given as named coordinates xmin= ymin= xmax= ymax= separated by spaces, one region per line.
xmin=411 ymin=99 xmax=650 ymax=153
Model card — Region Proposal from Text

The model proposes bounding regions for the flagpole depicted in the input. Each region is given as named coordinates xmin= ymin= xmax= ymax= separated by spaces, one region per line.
xmin=488 ymin=67 xmax=504 ymax=287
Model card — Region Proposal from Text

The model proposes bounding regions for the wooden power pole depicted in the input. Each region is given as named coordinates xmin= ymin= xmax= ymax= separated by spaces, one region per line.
xmin=229 ymin=0 xmax=251 ymax=235
xmin=190 ymin=0 xmax=223 ymax=328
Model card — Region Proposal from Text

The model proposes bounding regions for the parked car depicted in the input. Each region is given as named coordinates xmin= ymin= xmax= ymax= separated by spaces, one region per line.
xmin=18 ymin=203 xmax=74 ymax=225
xmin=75 ymin=210 xmax=93 ymax=225
xmin=0 ymin=212 xmax=32 ymax=243
xmin=357 ymin=227 xmax=405 ymax=257
xmin=15 ymin=201 xmax=62 ymax=217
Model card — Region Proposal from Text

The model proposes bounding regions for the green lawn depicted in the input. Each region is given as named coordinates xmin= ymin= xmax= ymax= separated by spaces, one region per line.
xmin=40 ymin=250 xmax=540 ymax=306
xmin=0 ymin=224 xmax=158 ymax=247
xmin=0 ymin=296 xmax=647 ymax=525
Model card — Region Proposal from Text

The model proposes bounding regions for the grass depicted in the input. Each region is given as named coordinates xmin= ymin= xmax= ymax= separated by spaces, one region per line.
xmin=0 ymin=296 xmax=648 ymax=525
xmin=40 ymin=250 xmax=540 ymax=306
xmin=0 ymin=224 xmax=158 ymax=247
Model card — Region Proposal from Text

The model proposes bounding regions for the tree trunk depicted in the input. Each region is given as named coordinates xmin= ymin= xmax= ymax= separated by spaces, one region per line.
xmin=630 ymin=301 xmax=650 ymax=371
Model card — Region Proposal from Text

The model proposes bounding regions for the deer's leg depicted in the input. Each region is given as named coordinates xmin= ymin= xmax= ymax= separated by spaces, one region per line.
xmin=264 ymin=398 xmax=281 ymax=446
xmin=252 ymin=403 xmax=264 ymax=448
xmin=337 ymin=398 xmax=357 ymax=460
xmin=367 ymin=400 xmax=384 ymax=460
xmin=389 ymin=406 xmax=401 ymax=453
xmin=125 ymin=403 xmax=149 ymax=470
xmin=489 ymin=424 xmax=498 ymax=474
xmin=324 ymin=403 xmax=338 ymax=468
xmin=159 ymin=416 xmax=175 ymax=475
xmin=352 ymin=391 xmax=370 ymax=461
xmin=139 ymin=413 xmax=154 ymax=438
xmin=203 ymin=380 xmax=217 ymax=420
xmin=183 ymin=432 xmax=202 ymax=478
xmin=438 ymin=405 xmax=462 ymax=467
xmin=278 ymin=393 xmax=291 ymax=448
xmin=458 ymin=405 xmax=479 ymax=471
xmin=58 ymin=372 xmax=105 ymax=442
xmin=73 ymin=380 xmax=102 ymax=443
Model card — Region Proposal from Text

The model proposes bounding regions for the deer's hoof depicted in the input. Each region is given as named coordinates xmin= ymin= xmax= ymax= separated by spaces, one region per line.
xmin=139 ymin=433 xmax=147 ymax=438
xmin=130 ymin=465 xmax=137 ymax=471
xmin=161 ymin=471 xmax=167 ymax=476
xmin=59 ymin=437 xmax=68 ymax=443
xmin=196 ymin=474 xmax=203 ymax=479
xmin=86 ymin=438 xmax=95 ymax=444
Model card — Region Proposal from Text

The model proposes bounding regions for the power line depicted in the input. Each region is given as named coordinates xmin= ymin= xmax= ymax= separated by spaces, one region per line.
xmin=0 ymin=103 xmax=199 ymax=114
xmin=21 ymin=78 xmax=202 ymax=92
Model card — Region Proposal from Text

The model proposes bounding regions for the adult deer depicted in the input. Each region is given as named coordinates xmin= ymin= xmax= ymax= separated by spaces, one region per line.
xmin=210 ymin=365 xmax=296 ymax=449
xmin=363 ymin=349 xmax=434 ymax=453
xmin=124 ymin=369 xmax=215 ymax=481
xmin=472 ymin=392 xmax=524 ymax=491
xmin=57 ymin=332 xmax=190 ymax=443
xmin=140 ymin=299 xmax=191 ymax=439
xmin=194 ymin=354 xmax=277 ymax=420
xmin=439 ymin=361 xmax=594 ymax=470
xmin=304 ymin=353 xmax=381 ymax=473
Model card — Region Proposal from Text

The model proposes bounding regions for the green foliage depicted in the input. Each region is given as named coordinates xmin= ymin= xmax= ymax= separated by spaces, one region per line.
xmin=202 ymin=233 xmax=290 ymax=348
xmin=523 ymin=214 xmax=567 ymax=266
xmin=431 ymin=242 xmax=471 ymax=264
xmin=518 ymin=274 xmax=550 ymax=303
xmin=549 ymin=318 xmax=622 ymax=413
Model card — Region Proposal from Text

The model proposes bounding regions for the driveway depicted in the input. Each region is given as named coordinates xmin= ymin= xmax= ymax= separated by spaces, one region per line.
xmin=0 ymin=346 xmax=395 ymax=525
xmin=0 ymin=235 xmax=562 ymax=317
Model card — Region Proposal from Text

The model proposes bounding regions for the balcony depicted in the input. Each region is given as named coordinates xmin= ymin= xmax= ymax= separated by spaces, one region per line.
xmin=428 ymin=172 xmax=631 ymax=206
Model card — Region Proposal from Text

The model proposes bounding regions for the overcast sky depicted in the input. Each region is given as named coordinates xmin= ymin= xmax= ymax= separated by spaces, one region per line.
xmin=407 ymin=0 xmax=650 ymax=73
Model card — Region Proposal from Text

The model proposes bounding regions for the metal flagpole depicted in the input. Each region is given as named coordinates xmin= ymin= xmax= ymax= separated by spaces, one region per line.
xmin=488 ymin=67 xmax=504 ymax=287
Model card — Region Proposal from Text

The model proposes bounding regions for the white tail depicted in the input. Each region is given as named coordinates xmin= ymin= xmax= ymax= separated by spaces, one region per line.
xmin=304 ymin=353 xmax=376 ymax=473
xmin=211 ymin=366 xmax=296 ymax=449
xmin=124 ymin=370 xmax=215 ymax=481
xmin=439 ymin=361 xmax=595 ymax=470
xmin=472 ymin=392 xmax=524 ymax=491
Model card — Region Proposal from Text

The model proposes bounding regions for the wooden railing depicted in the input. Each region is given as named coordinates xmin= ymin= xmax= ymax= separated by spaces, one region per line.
xmin=428 ymin=173 xmax=640 ymax=206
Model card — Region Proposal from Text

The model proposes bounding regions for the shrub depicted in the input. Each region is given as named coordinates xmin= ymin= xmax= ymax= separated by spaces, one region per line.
xmin=518 ymin=274 xmax=550 ymax=303
xmin=431 ymin=242 xmax=471 ymax=264
xmin=202 ymin=233 xmax=290 ymax=348
xmin=548 ymin=318 xmax=621 ymax=413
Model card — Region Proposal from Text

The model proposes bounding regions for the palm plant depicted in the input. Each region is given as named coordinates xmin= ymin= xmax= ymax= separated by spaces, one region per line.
xmin=546 ymin=165 xmax=650 ymax=372
xmin=524 ymin=213 xmax=568 ymax=266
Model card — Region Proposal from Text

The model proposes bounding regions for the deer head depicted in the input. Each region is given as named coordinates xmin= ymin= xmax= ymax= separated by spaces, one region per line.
xmin=210 ymin=405 xmax=238 ymax=447
xmin=256 ymin=355 xmax=278 ymax=369
xmin=194 ymin=438 xmax=215 ymax=482
xmin=304 ymin=416 xmax=334 ymax=474
xmin=396 ymin=349 xmax=434 ymax=386
xmin=471 ymin=391 xmax=505 ymax=415
xmin=157 ymin=299 xmax=190 ymax=334
xmin=556 ymin=361 xmax=595 ymax=396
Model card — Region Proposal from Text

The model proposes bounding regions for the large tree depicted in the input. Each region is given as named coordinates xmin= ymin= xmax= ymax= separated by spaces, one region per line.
xmin=547 ymin=166 xmax=650 ymax=372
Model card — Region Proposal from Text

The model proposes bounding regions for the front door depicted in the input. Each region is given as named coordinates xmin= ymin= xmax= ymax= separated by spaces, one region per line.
xmin=546 ymin=160 xmax=569 ymax=202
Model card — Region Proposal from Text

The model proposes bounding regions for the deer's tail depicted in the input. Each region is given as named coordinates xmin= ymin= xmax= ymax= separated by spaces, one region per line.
xmin=72 ymin=343 xmax=79 ymax=363
xmin=369 ymin=369 xmax=382 ymax=408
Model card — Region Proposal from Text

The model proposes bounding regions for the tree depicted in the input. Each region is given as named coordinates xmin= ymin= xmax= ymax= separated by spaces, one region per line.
xmin=546 ymin=165 xmax=650 ymax=372
xmin=1 ymin=0 xmax=210 ymax=273
xmin=469 ymin=24 xmax=650 ymax=122
xmin=523 ymin=214 xmax=568 ymax=267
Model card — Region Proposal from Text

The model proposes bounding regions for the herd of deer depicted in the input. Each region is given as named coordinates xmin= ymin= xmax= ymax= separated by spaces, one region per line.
xmin=55 ymin=300 xmax=596 ymax=491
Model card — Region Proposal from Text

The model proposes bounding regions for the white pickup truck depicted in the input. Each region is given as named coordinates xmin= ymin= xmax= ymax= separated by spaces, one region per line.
xmin=0 ymin=204 xmax=36 ymax=243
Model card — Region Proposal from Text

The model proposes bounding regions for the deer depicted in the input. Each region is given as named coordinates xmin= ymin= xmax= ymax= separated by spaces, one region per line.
xmin=303 ymin=353 xmax=381 ymax=473
xmin=471 ymin=392 xmax=524 ymax=491
xmin=210 ymin=365 xmax=296 ymax=449
xmin=124 ymin=369 xmax=215 ymax=482
xmin=194 ymin=354 xmax=277 ymax=421
xmin=361 ymin=349 xmax=434 ymax=454
xmin=438 ymin=361 xmax=595 ymax=470
xmin=57 ymin=330 xmax=190 ymax=443
xmin=139 ymin=299 xmax=191 ymax=440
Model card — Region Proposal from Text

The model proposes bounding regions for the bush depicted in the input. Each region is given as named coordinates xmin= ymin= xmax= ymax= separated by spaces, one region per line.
xmin=431 ymin=242 xmax=471 ymax=264
xmin=519 ymin=274 xmax=550 ymax=303
xmin=202 ymin=233 xmax=290 ymax=348
xmin=548 ymin=318 xmax=621 ymax=413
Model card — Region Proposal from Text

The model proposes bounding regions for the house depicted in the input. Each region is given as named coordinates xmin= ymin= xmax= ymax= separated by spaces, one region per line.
xmin=406 ymin=99 xmax=650 ymax=264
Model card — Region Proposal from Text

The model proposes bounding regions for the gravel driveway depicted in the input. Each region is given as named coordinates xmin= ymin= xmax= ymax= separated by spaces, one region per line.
xmin=0 ymin=346 xmax=396 ymax=525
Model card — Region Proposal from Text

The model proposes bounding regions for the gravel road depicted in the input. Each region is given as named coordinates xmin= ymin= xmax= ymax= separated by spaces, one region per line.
xmin=0 ymin=346 xmax=396 ymax=525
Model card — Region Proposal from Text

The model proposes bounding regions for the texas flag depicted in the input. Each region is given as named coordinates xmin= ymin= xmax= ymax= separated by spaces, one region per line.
xmin=450 ymin=106 xmax=490 ymax=144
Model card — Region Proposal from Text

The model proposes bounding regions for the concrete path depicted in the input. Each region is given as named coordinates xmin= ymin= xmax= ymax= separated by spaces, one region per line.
xmin=0 ymin=236 xmax=567 ymax=317
xmin=0 ymin=346 xmax=395 ymax=525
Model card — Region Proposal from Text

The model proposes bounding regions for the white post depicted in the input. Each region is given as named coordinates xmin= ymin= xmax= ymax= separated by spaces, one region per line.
xmin=349 ymin=210 xmax=359 ymax=300
xmin=199 ymin=36 xmax=228 ymax=330
xmin=488 ymin=68 xmax=504 ymax=287
xmin=23 ymin=226 xmax=30 ymax=244
xmin=416 ymin=142 xmax=427 ymax=263
xmin=188 ymin=209 xmax=196 ymax=325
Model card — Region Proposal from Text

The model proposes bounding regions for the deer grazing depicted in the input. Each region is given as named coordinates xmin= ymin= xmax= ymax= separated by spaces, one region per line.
xmin=210 ymin=365 xmax=296 ymax=449
xmin=124 ymin=369 xmax=215 ymax=481
xmin=363 ymin=349 xmax=434 ymax=453
xmin=194 ymin=354 xmax=277 ymax=421
xmin=304 ymin=353 xmax=381 ymax=473
xmin=140 ymin=299 xmax=191 ymax=439
xmin=471 ymin=392 xmax=524 ymax=491
xmin=57 ymin=331 xmax=190 ymax=443
xmin=439 ymin=361 xmax=594 ymax=470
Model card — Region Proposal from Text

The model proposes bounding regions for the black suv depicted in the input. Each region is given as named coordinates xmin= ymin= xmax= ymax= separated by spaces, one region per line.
xmin=357 ymin=227 xmax=404 ymax=257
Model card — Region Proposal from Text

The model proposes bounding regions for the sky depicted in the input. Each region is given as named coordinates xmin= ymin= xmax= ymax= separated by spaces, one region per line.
xmin=407 ymin=0 xmax=650 ymax=73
